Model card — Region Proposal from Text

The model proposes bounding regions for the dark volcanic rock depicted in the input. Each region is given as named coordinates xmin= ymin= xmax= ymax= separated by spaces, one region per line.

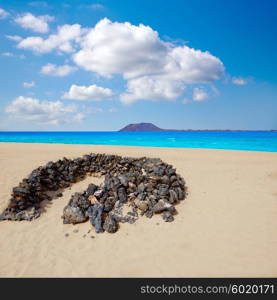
xmin=103 ymin=214 xmax=118 ymax=233
xmin=0 ymin=214 xmax=6 ymax=221
xmin=162 ymin=211 xmax=174 ymax=222
xmin=62 ymin=191 xmax=92 ymax=224
xmin=86 ymin=184 xmax=98 ymax=197
xmin=117 ymin=186 xmax=127 ymax=203
xmin=152 ymin=199 xmax=173 ymax=213
xmin=169 ymin=189 xmax=178 ymax=204
xmin=87 ymin=203 xmax=104 ymax=233
xmin=1 ymin=152 xmax=187 ymax=233
xmin=62 ymin=205 xmax=87 ymax=224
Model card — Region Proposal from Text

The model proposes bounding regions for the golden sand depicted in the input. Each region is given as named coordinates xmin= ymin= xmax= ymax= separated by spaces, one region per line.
xmin=0 ymin=143 xmax=276 ymax=277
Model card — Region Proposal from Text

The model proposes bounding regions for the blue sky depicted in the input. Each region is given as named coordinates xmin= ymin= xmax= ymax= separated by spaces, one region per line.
xmin=0 ymin=0 xmax=276 ymax=131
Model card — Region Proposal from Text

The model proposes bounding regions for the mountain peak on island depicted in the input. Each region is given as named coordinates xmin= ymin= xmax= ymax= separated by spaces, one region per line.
xmin=119 ymin=123 xmax=163 ymax=132
xmin=118 ymin=123 xmax=270 ymax=132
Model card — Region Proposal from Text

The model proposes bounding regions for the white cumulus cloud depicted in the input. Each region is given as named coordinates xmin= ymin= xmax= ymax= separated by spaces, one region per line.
xmin=120 ymin=76 xmax=185 ymax=104
xmin=15 ymin=13 xmax=54 ymax=33
xmin=5 ymin=96 xmax=78 ymax=125
xmin=40 ymin=63 xmax=77 ymax=76
xmin=17 ymin=24 xmax=85 ymax=53
xmin=165 ymin=46 xmax=224 ymax=83
xmin=14 ymin=18 xmax=225 ymax=103
xmin=23 ymin=81 xmax=35 ymax=88
xmin=71 ymin=18 xmax=224 ymax=102
xmin=63 ymin=84 xmax=114 ymax=101
xmin=73 ymin=18 xmax=169 ymax=79
xmin=0 ymin=8 xmax=9 ymax=19
xmin=73 ymin=18 xmax=224 ymax=83
xmin=192 ymin=87 xmax=209 ymax=102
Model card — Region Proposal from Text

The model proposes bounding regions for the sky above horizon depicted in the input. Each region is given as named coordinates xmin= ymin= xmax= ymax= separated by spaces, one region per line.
xmin=0 ymin=0 xmax=276 ymax=131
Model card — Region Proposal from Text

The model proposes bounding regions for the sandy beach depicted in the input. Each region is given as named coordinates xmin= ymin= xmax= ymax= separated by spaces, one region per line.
xmin=0 ymin=142 xmax=276 ymax=277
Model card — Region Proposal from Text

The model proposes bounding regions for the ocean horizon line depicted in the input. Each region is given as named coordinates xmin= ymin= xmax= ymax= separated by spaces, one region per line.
xmin=0 ymin=129 xmax=276 ymax=132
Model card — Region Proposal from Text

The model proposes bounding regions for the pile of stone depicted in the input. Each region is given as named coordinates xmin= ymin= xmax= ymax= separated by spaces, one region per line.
xmin=0 ymin=153 xmax=187 ymax=233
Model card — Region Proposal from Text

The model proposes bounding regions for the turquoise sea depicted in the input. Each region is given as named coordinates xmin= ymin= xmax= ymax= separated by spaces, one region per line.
xmin=0 ymin=131 xmax=276 ymax=152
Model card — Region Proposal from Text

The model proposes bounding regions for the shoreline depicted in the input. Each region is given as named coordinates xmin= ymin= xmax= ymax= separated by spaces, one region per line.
xmin=0 ymin=141 xmax=276 ymax=153
xmin=0 ymin=143 xmax=276 ymax=277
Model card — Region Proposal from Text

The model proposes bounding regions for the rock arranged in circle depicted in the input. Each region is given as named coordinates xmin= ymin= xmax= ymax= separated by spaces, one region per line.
xmin=0 ymin=153 xmax=187 ymax=233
